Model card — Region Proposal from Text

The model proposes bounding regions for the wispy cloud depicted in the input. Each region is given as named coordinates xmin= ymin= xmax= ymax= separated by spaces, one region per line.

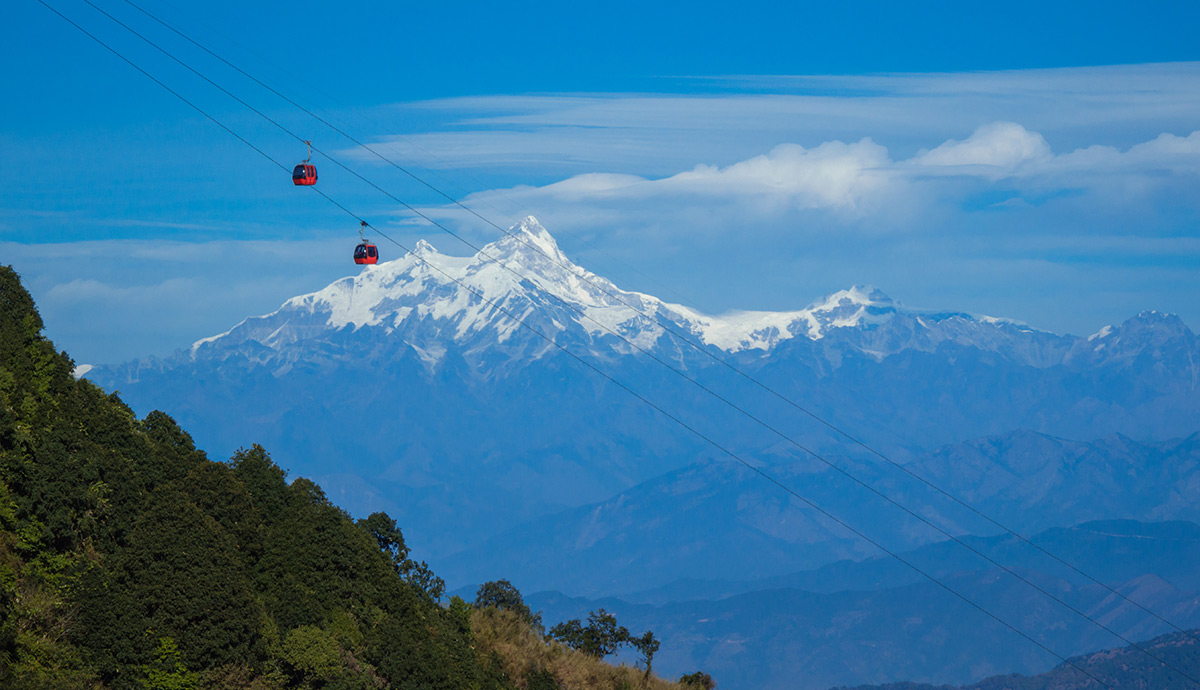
xmin=434 ymin=123 xmax=1200 ymax=236
xmin=343 ymin=63 xmax=1200 ymax=177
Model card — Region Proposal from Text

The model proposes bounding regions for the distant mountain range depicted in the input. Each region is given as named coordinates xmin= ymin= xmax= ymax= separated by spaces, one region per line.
xmin=84 ymin=217 xmax=1200 ymax=690
xmin=522 ymin=519 xmax=1200 ymax=690
xmin=88 ymin=217 xmax=1200 ymax=562
xmin=835 ymin=625 xmax=1200 ymax=690
xmin=437 ymin=432 xmax=1200 ymax=596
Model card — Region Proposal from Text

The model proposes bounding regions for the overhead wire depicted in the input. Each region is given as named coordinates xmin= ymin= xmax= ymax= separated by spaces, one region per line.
xmin=123 ymin=0 xmax=497 ymax=205
xmin=116 ymin=0 xmax=732 ymax=309
xmin=34 ymin=2 xmax=1200 ymax=687
xmin=57 ymin=0 xmax=1200 ymax=679
xmin=91 ymin=0 xmax=1200 ymax=657
xmin=119 ymin=0 xmax=703 ymax=310
xmin=116 ymin=0 xmax=1200 ymax=649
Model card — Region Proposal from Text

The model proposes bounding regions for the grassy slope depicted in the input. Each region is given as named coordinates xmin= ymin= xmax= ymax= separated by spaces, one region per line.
xmin=473 ymin=608 xmax=684 ymax=690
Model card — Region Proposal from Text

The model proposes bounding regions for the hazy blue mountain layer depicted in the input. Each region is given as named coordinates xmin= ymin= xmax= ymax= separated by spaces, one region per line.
xmin=87 ymin=218 xmax=1200 ymax=571
xmin=522 ymin=520 xmax=1200 ymax=690
xmin=436 ymin=433 xmax=1200 ymax=596
xmin=835 ymin=626 xmax=1200 ymax=690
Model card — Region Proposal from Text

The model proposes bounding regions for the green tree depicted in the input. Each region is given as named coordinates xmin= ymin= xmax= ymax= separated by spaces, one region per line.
xmin=179 ymin=463 xmax=262 ymax=563
xmin=359 ymin=511 xmax=410 ymax=565
xmin=679 ymin=671 xmax=716 ymax=690
xmin=281 ymin=625 xmax=342 ymax=683
xmin=404 ymin=558 xmax=446 ymax=601
xmin=524 ymin=667 xmax=559 ymax=690
xmin=474 ymin=579 xmax=542 ymax=633
xmin=358 ymin=511 xmax=445 ymax=602
xmin=0 ymin=267 xmax=514 ymax=690
xmin=110 ymin=487 xmax=260 ymax=671
xmin=140 ymin=637 xmax=199 ymax=690
xmin=633 ymin=630 xmax=660 ymax=678
xmin=229 ymin=445 xmax=290 ymax=527
xmin=548 ymin=609 xmax=630 ymax=659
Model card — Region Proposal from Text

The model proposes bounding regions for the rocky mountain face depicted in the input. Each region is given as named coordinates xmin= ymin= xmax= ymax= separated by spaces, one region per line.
xmin=87 ymin=217 xmax=1200 ymax=564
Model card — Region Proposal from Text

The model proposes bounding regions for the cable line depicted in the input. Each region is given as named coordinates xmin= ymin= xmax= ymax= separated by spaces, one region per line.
xmin=58 ymin=0 xmax=1200 ymax=680
xmin=116 ymin=0 xmax=1200 ymax=649
xmin=124 ymin=0 xmax=532 ymax=235
xmin=35 ymin=3 xmax=1198 ymax=688
xmin=81 ymin=0 xmax=1200 ymax=670
xmin=113 ymin=0 xmax=772 ymax=315
xmin=32 ymin=0 xmax=289 ymax=178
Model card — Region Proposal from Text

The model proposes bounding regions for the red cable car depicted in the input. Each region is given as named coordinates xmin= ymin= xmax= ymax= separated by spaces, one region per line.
xmin=293 ymin=140 xmax=317 ymax=186
xmin=293 ymin=163 xmax=317 ymax=186
xmin=354 ymin=222 xmax=378 ymax=264
xmin=354 ymin=242 xmax=378 ymax=265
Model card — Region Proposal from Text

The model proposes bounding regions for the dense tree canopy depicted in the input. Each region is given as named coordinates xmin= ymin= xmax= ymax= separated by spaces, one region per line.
xmin=0 ymin=265 xmax=508 ymax=689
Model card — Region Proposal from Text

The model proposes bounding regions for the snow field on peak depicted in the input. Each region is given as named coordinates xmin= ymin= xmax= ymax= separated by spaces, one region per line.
xmin=668 ymin=304 xmax=819 ymax=351
xmin=191 ymin=217 xmax=1023 ymax=358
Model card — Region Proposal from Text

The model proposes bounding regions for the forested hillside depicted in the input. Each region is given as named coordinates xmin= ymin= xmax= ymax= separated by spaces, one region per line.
xmin=0 ymin=264 xmax=683 ymax=689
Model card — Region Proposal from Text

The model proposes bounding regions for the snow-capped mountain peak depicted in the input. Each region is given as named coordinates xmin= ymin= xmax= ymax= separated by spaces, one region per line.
xmin=803 ymin=285 xmax=897 ymax=333
xmin=411 ymin=238 xmax=438 ymax=256
xmin=486 ymin=216 xmax=570 ymax=265
xmin=178 ymin=216 xmax=1197 ymax=375
xmin=188 ymin=217 xmax=1007 ymax=363
xmin=809 ymin=285 xmax=893 ymax=311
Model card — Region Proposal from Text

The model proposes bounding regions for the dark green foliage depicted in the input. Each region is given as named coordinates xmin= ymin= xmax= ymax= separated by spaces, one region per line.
xmin=474 ymin=579 xmax=523 ymax=610
xmin=229 ymin=445 xmax=290 ymax=527
xmin=178 ymin=463 xmax=261 ymax=561
xmin=119 ymin=486 xmax=260 ymax=668
xmin=0 ymin=266 xmax=514 ymax=689
xmin=524 ymin=667 xmax=559 ymax=690
xmin=255 ymin=479 xmax=398 ymax=632
xmin=359 ymin=511 xmax=410 ymax=564
xmin=633 ymin=630 xmax=660 ymax=678
xmin=402 ymin=558 xmax=446 ymax=602
xmin=678 ymin=671 xmax=716 ymax=690
xmin=547 ymin=608 xmax=662 ymax=677
xmin=549 ymin=609 xmax=630 ymax=659
xmin=474 ymin=579 xmax=543 ymax=633
xmin=357 ymin=511 xmax=446 ymax=602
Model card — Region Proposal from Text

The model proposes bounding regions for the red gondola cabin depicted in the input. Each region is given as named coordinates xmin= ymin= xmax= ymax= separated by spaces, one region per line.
xmin=292 ymin=163 xmax=317 ymax=186
xmin=354 ymin=242 xmax=378 ymax=265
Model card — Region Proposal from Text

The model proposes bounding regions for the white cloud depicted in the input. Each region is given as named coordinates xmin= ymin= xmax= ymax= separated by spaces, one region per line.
xmin=664 ymin=140 xmax=893 ymax=212
xmin=513 ymin=140 xmax=895 ymax=215
xmin=912 ymin=122 xmax=1051 ymax=172
xmin=344 ymin=63 xmax=1200 ymax=177
xmin=439 ymin=123 xmax=1199 ymax=236
xmin=1046 ymin=130 xmax=1200 ymax=175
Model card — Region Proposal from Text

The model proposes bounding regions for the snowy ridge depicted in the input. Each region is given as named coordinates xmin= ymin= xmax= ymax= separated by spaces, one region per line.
xmin=187 ymin=216 xmax=1178 ymax=370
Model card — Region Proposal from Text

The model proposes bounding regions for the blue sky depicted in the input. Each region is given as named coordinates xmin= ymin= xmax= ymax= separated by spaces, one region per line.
xmin=3 ymin=0 xmax=1200 ymax=363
